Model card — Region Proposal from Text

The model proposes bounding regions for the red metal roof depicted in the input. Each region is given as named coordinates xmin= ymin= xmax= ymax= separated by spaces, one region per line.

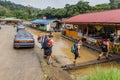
xmin=63 ymin=9 xmax=120 ymax=23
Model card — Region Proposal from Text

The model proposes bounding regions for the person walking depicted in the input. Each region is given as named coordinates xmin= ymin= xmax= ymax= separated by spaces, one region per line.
xmin=97 ymin=38 xmax=110 ymax=60
xmin=43 ymin=35 xmax=54 ymax=65
xmin=42 ymin=34 xmax=54 ymax=65
xmin=72 ymin=40 xmax=82 ymax=64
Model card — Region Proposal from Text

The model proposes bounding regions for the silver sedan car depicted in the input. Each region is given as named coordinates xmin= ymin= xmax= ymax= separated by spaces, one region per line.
xmin=16 ymin=24 xmax=25 ymax=32
xmin=13 ymin=30 xmax=35 ymax=48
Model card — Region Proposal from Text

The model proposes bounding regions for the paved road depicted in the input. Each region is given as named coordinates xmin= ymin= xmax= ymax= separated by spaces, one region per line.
xmin=0 ymin=25 xmax=44 ymax=80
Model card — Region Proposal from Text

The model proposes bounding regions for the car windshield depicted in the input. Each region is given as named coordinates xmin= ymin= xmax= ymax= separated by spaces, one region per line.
xmin=16 ymin=30 xmax=33 ymax=38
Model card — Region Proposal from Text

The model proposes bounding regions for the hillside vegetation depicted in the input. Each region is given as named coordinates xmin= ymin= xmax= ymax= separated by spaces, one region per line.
xmin=0 ymin=0 xmax=119 ymax=20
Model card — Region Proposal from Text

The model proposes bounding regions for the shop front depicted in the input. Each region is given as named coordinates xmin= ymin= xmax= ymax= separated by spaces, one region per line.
xmin=62 ymin=22 xmax=120 ymax=54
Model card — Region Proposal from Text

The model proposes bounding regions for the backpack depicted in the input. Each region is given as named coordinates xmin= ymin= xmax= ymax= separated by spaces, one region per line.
xmin=42 ymin=38 xmax=52 ymax=49
xmin=71 ymin=44 xmax=78 ymax=53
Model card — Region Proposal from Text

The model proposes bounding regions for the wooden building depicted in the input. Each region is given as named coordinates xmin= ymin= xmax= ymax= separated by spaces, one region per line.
xmin=62 ymin=9 xmax=120 ymax=53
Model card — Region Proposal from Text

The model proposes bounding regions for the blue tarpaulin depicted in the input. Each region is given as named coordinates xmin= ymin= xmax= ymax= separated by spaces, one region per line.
xmin=31 ymin=19 xmax=55 ymax=25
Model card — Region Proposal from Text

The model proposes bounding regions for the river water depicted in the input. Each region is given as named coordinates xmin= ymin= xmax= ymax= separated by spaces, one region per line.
xmin=26 ymin=27 xmax=120 ymax=78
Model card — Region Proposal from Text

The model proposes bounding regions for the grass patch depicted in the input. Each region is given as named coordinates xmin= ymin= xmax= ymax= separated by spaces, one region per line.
xmin=77 ymin=67 xmax=120 ymax=80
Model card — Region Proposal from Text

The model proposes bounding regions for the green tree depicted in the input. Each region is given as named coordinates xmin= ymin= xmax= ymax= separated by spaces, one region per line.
xmin=64 ymin=4 xmax=71 ymax=17
xmin=13 ymin=10 xmax=25 ymax=19
xmin=95 ymin=4 xmax=111 ymax=11
xmin=109 ymin=0 xmax=117 ymax=9
xmin=67 ymin=5 xmax=79 ymax=17
xmin=54 ymin=8 xmax=67 ymax=19
xmin=0 ymin=6 xmax=7 ymax=16
xmin=76 ymin=1 xmax=92 ymax=13
xmin=118 ymin=3 xmax=120 ymax=8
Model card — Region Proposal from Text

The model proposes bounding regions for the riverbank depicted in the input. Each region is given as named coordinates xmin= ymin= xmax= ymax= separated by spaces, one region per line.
xmin=25 ymin=27 xmax=98 ymax=79
xmin=26 ymin=27 xmax=120 ymax=80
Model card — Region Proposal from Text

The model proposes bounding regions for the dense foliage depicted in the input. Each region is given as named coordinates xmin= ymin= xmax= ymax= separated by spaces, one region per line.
xmin=0 ymin=0 xmax=119 ymax=20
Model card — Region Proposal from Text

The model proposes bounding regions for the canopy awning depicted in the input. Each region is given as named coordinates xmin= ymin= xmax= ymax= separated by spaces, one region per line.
xmin=31 ymin=19 xmax=56 ymax=25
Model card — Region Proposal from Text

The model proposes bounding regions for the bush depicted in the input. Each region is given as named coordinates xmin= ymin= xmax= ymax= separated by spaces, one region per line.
xmin=78 ymin=68 xmax=120 ymax=80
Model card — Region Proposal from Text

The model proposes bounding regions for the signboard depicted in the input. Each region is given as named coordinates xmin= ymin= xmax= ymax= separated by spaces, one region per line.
xmin=95 ymin=26 xmax=102 ymax=31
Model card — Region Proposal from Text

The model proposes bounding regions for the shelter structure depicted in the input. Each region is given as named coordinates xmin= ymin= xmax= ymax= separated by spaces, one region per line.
xmin=31 ymin=19 xmax=61 ymax=32
xmin=62 ymin=9 xmax=120 ymax=53
xmin=0 ymin=18 xmax=22 ymax=25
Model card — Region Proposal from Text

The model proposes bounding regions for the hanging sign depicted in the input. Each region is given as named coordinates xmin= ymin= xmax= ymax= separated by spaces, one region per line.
xmin=95 ymin=26 xmax=102 ymax=31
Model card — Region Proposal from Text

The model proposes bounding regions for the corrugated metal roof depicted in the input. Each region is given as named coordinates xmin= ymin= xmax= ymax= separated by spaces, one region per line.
xmin=31 ymin=19 xmax=55 ymax=25
xmin=63 ymin=9 xmax=120 ymax=23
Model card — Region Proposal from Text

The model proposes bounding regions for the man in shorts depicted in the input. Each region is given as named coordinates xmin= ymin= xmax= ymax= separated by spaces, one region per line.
xmin=44 ymin=35 xmax=54 ymax=65
xmin=97 ymin=38 xmax=110 ymax=60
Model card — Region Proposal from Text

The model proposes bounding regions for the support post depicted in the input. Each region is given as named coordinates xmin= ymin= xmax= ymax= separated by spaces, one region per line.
xmin=86 ymin=26 xmax=89 ymax=41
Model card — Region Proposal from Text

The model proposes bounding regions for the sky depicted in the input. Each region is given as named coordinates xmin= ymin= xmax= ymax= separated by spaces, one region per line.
xmin=8 ymin=0 xmax=110 ymax=9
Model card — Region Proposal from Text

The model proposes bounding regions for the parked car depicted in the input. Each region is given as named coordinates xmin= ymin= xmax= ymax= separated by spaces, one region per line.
xmin=13 ymin=30 xmax=35 ymax=48
xmin=16 ymin=24 xmax=25 ymax=32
